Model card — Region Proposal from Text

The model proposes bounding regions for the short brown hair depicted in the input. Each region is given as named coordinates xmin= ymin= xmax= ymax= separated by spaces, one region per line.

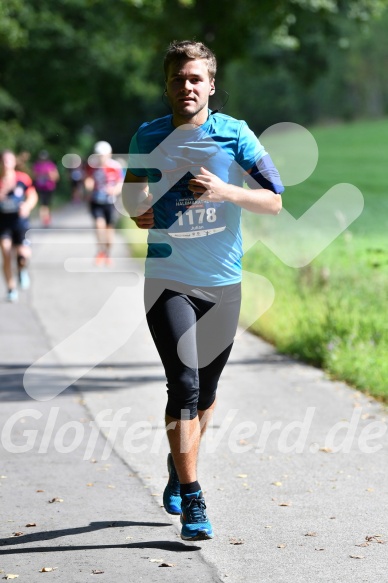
xmin=164 ymin=40 xmax=217 ymax=80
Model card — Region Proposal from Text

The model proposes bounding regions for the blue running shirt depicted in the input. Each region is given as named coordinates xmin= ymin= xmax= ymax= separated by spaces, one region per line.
xmin=129 ymin=112 xmax=272 ymax=286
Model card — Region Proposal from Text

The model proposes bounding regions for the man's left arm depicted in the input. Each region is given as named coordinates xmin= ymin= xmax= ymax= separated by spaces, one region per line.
xmin=188 ymin=161 xmax=283 ymax=216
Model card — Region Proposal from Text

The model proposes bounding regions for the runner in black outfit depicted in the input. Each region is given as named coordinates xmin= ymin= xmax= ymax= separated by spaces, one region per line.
xmin=123 ymin=40 xmax=284 ymax=540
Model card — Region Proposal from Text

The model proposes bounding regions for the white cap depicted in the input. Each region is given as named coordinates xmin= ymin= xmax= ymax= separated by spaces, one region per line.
xmin=94 ymin=141 xmax=112 ymax=155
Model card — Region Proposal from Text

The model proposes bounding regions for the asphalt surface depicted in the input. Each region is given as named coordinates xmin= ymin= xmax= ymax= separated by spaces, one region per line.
xmin=0 ymin=202 xmax=387 ymax=583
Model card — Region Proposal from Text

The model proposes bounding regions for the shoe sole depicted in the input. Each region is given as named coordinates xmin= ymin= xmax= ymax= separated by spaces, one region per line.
xmin=164 ymin=507 xmax=181 ymax=516
xmin=181 ymin=531 xmax=214 ymax=541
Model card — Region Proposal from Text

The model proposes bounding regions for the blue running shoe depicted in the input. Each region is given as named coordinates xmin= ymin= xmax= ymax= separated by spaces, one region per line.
xmin=163 ymin=453 xmax=181 ymax=515
xmin=6 ymin=289 xmax=19 ymax=303
xmin=18 ymin=268 xmax=30 ymax=290
xmin=180 ymin=490 xmax=214 ymax=541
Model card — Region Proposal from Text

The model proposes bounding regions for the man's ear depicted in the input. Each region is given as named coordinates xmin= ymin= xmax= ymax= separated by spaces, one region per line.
xmin=209 ymin=81 xmax=215 ymax=95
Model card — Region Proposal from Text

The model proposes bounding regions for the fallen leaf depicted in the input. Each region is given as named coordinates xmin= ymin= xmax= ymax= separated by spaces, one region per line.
xmin=366 ymin=488 xmax=374 ymax=492
xmin=278 ymin=502 xmax=292 ymax=507
xmin=107 ymin=485 xmax=115 ymax=489
xmin=149 ymin=559 xmax=164 ymax=563
xmin=305 ymin=532 xmax=317 ymax=537
xmin=229 ymin=537 xmax=244 ymax=545
xmin=264 ymin=525 xmax=272 ymax=529
xmin=36 ymin=490 xmax=44 ymax=493
xmin=272 ymin=482 xmax=282 ymax=487
xmin=355 ymin=543 xmax=369 ymax=547
xmin=39 ymin=567 xmax=57 ymax=572
xmin=48 ymin=498 xmax=63 ymax=503
xmin=158 ymin=563 xmax=175 ymax=567
xmin=3 ymin=576 xmax=19 ymax=580
xmin=349 ymin=555 xmax=365 ymax=559
xmin=237 ymin=474 xmax=248 ymax=478
xmin=0 ymin=476 xmax=7 ymax=479
xmin=315 ymin=548 xmax=325 ymax=551
xmin=366 ymin=534 xmax=385 ymax=543
xmin=277 ymin=544 xmax=286 ymax=549
xmin=319 ymin=447 xmax=333 ymax=453
xmin=26 ymin=523 xmax=36 ymax=527
xmin=125 ymin=536 xmax=133 ymax=540
xmin=12 ymin=532 xmax=24 ymax=537
xmin=91 ymin=570 xmax=104 ymax=574
xmin=87 ymin=483 xmax=93 ymax=487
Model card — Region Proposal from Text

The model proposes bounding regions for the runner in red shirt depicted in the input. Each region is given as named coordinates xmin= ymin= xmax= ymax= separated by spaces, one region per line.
xmin=85 ymin=141 xmax=123 ymax=265
xmin=0 ymin=150 xmax=38 ymax=302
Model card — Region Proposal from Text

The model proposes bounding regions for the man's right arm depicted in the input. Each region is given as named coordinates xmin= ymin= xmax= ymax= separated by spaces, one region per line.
xmin=122 ymin=170 xmax=154 ymax=229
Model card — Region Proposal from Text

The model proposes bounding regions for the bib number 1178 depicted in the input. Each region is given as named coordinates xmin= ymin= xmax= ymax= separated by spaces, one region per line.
xmin=175 ymin=208 xmax=217 ymax=226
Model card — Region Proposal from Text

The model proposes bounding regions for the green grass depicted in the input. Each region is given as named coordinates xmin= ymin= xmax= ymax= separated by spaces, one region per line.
xmin=241 ymin=118 xmax=388 ymax=401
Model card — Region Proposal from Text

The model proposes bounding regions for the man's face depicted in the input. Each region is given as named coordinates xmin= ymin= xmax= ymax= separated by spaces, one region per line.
xmin=166 ymin=59 xmax=215 ymax=120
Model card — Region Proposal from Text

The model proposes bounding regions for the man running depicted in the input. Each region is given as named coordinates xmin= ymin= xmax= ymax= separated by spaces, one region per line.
xmin=123 ymin=40 xmax=284 ymax=541
xmin=0 ymin=150 xmax=38 ymax=302
xmin=85 ymin=141 xmax=123 ymax=265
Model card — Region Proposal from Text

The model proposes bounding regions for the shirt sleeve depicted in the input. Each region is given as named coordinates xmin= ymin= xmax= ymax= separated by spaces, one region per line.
xmin=237 ymin=122 xmax=284 ymax=194
xmin=236 ymin=121 xmax=267 ymax=171
xmin=19 ymin=173 xmax=35 ymax=197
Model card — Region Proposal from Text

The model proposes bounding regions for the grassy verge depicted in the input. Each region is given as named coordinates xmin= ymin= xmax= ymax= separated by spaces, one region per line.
xmin=241 ymin=118 xmax=388 ymax=401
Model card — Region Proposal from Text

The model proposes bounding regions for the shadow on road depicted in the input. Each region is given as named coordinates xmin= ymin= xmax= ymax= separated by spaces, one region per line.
xmin=0 ymin=520 xmax=201 ymax=554
xmin=0 ymin=354 xmax=295 ymax=402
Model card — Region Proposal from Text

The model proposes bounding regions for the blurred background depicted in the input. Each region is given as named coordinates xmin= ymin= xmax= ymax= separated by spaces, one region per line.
xmin=1 ymin=0 xmax=387 ymax=157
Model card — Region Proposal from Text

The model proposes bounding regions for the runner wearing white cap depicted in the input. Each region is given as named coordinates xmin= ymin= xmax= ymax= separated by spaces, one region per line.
xmin=85 ymin=141 xmax=123 ymax=265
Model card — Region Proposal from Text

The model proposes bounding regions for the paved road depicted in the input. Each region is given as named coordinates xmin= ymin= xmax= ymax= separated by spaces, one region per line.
xmin=0 ymin=203 xmax=387 ymax=582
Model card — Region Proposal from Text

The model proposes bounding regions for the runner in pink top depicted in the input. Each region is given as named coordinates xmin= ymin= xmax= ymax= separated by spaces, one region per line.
xmin=33 ymin=150 xmax=60 ymax=227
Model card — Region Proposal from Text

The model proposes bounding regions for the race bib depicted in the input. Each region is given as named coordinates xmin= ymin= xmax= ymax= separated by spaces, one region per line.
xmin=168 ymin=200 xmax=226 ymax=238
xmin=163 ymin=172 xmax=226 ymax=238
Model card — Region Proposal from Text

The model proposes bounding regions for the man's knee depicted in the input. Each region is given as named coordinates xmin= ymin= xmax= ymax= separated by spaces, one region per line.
xmin=166 ymin=369 xmax=199 ymax=420
xmin=197 ymin=392 xmax=217 ymax=412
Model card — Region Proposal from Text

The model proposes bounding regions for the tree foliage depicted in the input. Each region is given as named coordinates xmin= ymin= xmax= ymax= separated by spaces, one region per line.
xmin=0 ymin=0 xmax=386 ymax=156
